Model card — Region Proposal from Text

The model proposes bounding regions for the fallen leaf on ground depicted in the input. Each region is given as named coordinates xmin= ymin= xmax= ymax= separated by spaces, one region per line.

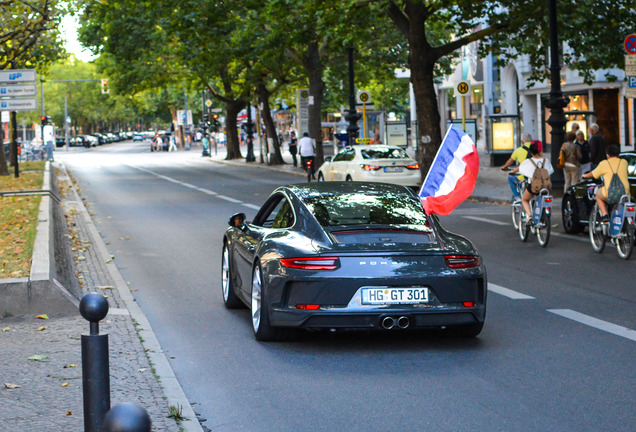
xmin=4 ymin=383 xmax=21 ymax=389
xmin=61 ymin=382 xmax=69 ymax=387
xmin=28 ymin=355 xmax=49 ymax=362
xmin=37 ymin=326 xmax=47 ymax=331
xmin=35 ymin=314 xmax=49 ymax=320
xmin=66 ymin=411 xmax=73 ymax=416
xmin=2 ymin=327 xmax=10 ymax=332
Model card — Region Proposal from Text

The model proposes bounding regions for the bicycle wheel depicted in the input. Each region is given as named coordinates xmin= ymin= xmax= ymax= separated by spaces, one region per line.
xmin=616 ymin=221 xmax=634 ymax=260
xmin=511 ymin=199 xmax=521 ymax=230
xmin=588 ymin=205 xmax=606 ymax=253
xmin=536 ymin=210 xmax=551 ymax=247
xmin=518 ymin=212 xmax=530 ymax=242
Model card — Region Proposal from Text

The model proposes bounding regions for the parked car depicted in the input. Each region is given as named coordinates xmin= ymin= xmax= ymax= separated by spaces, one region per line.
xmin=316 ymin=145 xmax=421 ymax=188
xmin=91 ymin=134 xmax=106 ymax=145
xmin=70 ymin=136 xmax=89 ymax=147
xmin=133 ymin=133 xmax=143 ymax=141
xmin=221 ymin=182 xmax=486 ymax=341
xmin=562 ymin=152 xmax=636 ymax=234
xmin=55 ymin=137 xmax=66 ymax=148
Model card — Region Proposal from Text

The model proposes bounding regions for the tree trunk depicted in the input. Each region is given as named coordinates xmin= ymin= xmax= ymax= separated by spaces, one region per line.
xmin=0 ymin=121 xmax=8 ymax=176
xmin=305 ymin=41 xmax=325 ymax=165
xmin=225 ymin=100 xmax=244 ymax=159
xmin=256 ymin=83 xmax=284 ymax=165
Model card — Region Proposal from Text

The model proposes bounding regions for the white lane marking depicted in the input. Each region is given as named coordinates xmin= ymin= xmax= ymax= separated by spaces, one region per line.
xmin=463 ymin=216 xmax=509 ymax=226
xmin=130 ymin=166 xmax=252 ymax=207
xmin=217 ymin=195 xmax=242 ymax=203
xmin=488 ymin=283 xmax=535 ymax=299
xmin=548 ymin=309 xmax=636 ymax=342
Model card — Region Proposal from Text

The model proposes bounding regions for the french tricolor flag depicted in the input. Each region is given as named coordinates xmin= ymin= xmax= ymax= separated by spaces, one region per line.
xmin=419 ymin=125 xmax=479 ymax=215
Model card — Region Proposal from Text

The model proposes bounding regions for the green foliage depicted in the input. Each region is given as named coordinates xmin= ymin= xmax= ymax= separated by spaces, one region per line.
xmin=0 ymin=0 xmax=66 ymax=70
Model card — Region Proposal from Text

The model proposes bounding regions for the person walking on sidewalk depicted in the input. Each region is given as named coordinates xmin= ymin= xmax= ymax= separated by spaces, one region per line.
xmin=589 ymin=123 xmax=607 ymax=170
xmin=288 ymin=131 xmax=298 ymax=167
xmin=562 ymin=131 xmax=582 ymax=191
xmin=575 ymin=130 xmax=591 ymax=179
xmin=298 ymin=132 xmax=316 ymax=180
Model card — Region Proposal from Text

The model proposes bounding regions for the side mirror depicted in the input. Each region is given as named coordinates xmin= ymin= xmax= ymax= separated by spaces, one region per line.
xmin=324 ymin=156 xmax=332 ymax=163
xmin=228 ymin=212 xmax=246 ymax=228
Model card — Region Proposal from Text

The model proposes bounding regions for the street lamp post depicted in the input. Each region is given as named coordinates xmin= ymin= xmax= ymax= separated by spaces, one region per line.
xmin=246 ymin=99 xmax=256 ymax=162
xmin=345 ymin=47 xmax=360 ymax=145
xmin=545 ymin=0 xmax=569 ymax=183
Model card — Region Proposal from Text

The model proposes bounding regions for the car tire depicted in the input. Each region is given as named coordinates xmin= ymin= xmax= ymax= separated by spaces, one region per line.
xmin=221 ymin=243 xmax=243 ymax=309
xmin=562 ymin=194 xmax=583 ymax=234
xmin=251 ymin=263 xmax=294 ymax=341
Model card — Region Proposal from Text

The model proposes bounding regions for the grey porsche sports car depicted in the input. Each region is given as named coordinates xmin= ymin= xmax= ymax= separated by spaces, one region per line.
xmin=221 ymin=182 xmax=487 ymax=341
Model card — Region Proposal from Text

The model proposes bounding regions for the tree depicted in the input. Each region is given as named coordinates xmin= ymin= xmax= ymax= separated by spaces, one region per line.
xmin=384 ymin=0 xmax=633 ymax=178
xmin=0 ymin=0 xmax=65 ymax=175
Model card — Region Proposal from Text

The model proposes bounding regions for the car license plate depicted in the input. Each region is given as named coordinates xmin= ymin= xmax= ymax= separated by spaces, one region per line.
xmin=361 ymin=287 xmax=429 ymax=305
xmin=384 ymin=166 xmax=403 ymax=173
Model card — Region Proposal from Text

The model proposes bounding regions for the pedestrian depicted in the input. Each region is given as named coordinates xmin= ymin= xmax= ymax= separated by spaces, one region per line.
xmin=298 ymin=132 xmax=316 ymax=180
xmin=288 ymin=131 xmax=298 ymax=167
xmin=588 ymin=123 xmax=607 ymax=170
xmin=168 ymin=134 xmax=177 ymax=152
xmin=569 ymin=122 xmax=580 ymax=137
xmin=45 ymin=138 xmax=54 ymax=161
xmin=575 ymin=130 xmax=591 ymax=179
xmin=561 ymin=131 xmax=582 ymax=190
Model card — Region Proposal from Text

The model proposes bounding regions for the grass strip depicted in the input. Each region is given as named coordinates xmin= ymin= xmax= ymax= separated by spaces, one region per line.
xmin=0 ymin=161 xmax=46 ymax=278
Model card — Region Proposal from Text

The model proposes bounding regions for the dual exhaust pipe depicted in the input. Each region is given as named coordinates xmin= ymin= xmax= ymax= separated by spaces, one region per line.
xmin=381 ymin=316 xmax=410 ymax=330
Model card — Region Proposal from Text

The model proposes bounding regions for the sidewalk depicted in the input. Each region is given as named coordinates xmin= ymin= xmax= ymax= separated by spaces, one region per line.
xmin=1 ymin=163 xmax=202 ymax=431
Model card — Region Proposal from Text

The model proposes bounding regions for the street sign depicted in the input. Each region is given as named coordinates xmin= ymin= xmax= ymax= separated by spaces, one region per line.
xmin=355 ymin=137 xmax=372 ymax=144
xmin=356 ymin=91 xmax=371 ymax=105
xmin=0 ymin=98 xmax=37 ymax=111
xmin=624 ymin=34 xmax=636 ymax=54
xmin=0 ymin=69 xmax=37 ymax=83
xmin=205 ymin=99 xmax=212 ymax=107
xmin=626 ymin=88 xmax=636 ymax=98
xmin=457 ymin=81 xmax=470 ymax=95
xmin=625 ymin=55 xmax=636 ymax=75
xmin=0 ymin=84 xmax=37 ymax=97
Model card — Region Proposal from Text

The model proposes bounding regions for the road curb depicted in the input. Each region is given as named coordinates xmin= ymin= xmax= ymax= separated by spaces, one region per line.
xmin=58 ymin=162 xmax=204 ymax=432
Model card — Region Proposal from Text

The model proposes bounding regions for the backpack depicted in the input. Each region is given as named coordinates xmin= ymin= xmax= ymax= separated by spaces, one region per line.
xmin=606 ymin=159 xmax=626 ymax=206
xmin=529 ymin=159 xmax=552 ymax=194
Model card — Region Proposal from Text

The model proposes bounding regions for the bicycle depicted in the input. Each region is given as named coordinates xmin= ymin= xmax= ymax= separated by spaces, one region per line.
xmin=507 ymin=170 xmax=526 ymax=230
xmin=304 ymin=157 xmax=314 ymax=182
xmin=588 ymin=183 xmax=635 ymax=260
xmin=519 ymin=188 xmax=553 ymax=247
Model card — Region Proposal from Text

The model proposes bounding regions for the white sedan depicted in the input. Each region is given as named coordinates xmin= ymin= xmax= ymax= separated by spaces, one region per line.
xmin=316 ymin=145 xmax=421 ymax=187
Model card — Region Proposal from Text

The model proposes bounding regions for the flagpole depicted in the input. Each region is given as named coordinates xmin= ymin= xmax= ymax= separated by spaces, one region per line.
xmin=419 ymin=125 xmax=455 ymax=193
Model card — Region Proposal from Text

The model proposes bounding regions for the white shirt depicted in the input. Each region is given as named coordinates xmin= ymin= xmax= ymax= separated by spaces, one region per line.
xmin=298 ymin=136 xmax=315 ymax=157
xmin=518 ymin=157 xmax=554 ymax=179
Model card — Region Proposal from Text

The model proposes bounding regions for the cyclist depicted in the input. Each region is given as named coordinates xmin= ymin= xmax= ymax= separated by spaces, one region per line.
xmin=511 ymin=143 xmax=554 ymax=224
xmin=582 ymin=145 xmax=630 ymax=223
xmin=298 ymin=132 xmax=316 ymax=180
xmin=500 ymin=133 xmax=532 ymax=201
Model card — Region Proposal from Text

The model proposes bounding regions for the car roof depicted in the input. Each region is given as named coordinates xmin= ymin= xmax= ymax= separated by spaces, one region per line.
xmin=284 ymin=181 xmax=416 ymax=200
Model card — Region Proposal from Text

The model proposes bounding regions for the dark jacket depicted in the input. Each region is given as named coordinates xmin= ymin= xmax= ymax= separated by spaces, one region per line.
xmin=589 ymin=133 xmax=607 ymax=165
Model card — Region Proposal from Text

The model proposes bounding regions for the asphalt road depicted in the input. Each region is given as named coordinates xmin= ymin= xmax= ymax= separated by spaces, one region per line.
xmin=58 ymin=141 xmax=636 ymax=432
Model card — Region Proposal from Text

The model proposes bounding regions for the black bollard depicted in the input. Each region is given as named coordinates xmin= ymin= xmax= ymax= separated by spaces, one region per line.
xmin=103 ymin=403 xmax=152 ymax=432
xmin=80 ymin=293 xmax=111 ymax=432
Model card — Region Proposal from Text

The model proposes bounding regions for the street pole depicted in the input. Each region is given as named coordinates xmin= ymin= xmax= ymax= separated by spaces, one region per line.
xmin=545 ymin=0 xmax=568 ymax=183
xmin=64 ymin=96 xmax=69 ymax=151
xmin=246 ymin=98 xmax=256 ymax=162
xmin=345 ymin=47 xmax=360 ymax=145
xmin=184 ymin=92 xmax=190 ymax=150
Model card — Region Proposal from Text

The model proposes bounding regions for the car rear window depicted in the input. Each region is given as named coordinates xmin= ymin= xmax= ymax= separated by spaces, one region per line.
xmin=302 ymin=189 xmax=430 ymax=229
xmin=360 ymin=148 xmax=409 ymax=160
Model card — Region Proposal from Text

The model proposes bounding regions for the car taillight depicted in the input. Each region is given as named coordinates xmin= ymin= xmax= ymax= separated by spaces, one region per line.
xmin=280 ymin=257 xmax=339 ymax=270
xmin=361 ymin=164 xmax=381 ymax=171
xmin=444 ymin=255 xmax=481 ymax=269
xmin=295 ymin=304 xmax=320 ymax=310
xmin=463 ymin=302 xmax=475 ymax=307
xmin=406 ymin=163 xmax=419 ymax=170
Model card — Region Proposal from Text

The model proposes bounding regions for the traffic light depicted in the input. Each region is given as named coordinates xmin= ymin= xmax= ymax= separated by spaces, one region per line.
xmin=101 ymin=78 xmax=110 ymax=94
xmin=212 ymin=114 xmax=219 ymax=132
xmin=203 ymin=114 xmax=209 ymax=125
xmin=41 ymin=115 xmax=51 ymax=125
